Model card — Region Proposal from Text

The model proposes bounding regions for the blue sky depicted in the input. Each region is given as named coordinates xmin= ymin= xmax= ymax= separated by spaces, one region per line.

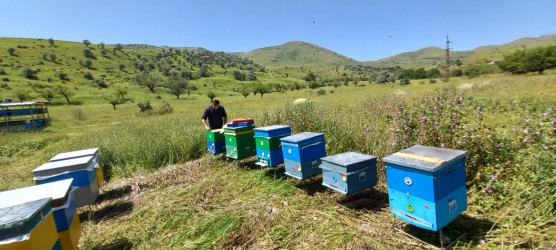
xmin=1 ymin=0 xmax=555 ymax=61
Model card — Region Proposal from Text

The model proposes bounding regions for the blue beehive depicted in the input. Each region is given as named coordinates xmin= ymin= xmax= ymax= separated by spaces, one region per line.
xmin=320 ymin=152 xmax=377 ymax=195
xmin=280 ymin=132 xmax=326 ymax=179
xmin=254 ymin=125 xmax=291 ymax=167
xmin=32 ymin=156 xmax=99 ymax=207
xmin=383 ymin=145 xmax=467 ymax=231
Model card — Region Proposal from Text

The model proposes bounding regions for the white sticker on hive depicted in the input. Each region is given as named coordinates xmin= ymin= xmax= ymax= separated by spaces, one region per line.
xmin=288 ymin=148 xmax=292 ymax=154
xmin=342 ymin=175 xmax=347 ymax=182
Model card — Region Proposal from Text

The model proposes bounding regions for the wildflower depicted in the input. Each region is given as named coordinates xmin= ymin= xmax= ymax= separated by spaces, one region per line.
xmin=457 ymin=140 xmax=461 ymax=144
xmin=452 ymin=129 xmax=456 ymax=132
xmin=486 ymin=183 xmax=491 ymax=189
xmin=490 ymin=174 xmax=498 ymax=182
xmin=525 ymin=118 xmax=529 ymax=122
xmin=434 ymin=106 xmax=438 ymax=110
xmin=495 ymin=164 xmax=500 ymax=168
xmin=488 ymin=189 xmax=493 ymax=193
xmin=480 ymin=239 xmax=485 ymax=244
xmin=523 ymin=129 xmax=528 ymax=133
xmin=523 ymin=138 xmax=528 ymax=142
xmin=544 ymin=145 xmax=549 ymax=150
xmin=504 ymin=224 xmax=509 ymax=229
xmin=540 ymin=122 xmax=544 ymax=126
xmin=463 ymin=134 xmax=468 ymax=138
xmin=434 ymin=121 xmax=439 ymax=125
xmin=440 ymin=143 xmax=445 ymax=148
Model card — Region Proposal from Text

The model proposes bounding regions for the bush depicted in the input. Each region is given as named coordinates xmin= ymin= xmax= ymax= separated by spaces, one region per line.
xmin=59 ymin=73 xmax=69 ymax=81
xmin=2 ymin=78 xmax=10 ymax=82
xmin=157 ymin=101 xmax=173 ymax=114
xmin=0 ymin=68 xmax=5 ymax=75
xmin=93 ymin=78 xmax=108 ymax=88
xmin=83 ymin=72 xmax=93 ymax=80
xmin=451 ymin=68 xmax=463 ymax=77
xmin=137 ymin=101 xmax=153 ymax=112
xmin=22 ymin=67 xmax=38 ymax=79
xmin=83 ymin=47 xmax=95 ymax=59
xmin=317 ymin=88 xmax=326 ymax=95
xmin=429 ymin=79 xmax=437 ymax=83
xmin=0 ymin=83 xmax=8 ymax=88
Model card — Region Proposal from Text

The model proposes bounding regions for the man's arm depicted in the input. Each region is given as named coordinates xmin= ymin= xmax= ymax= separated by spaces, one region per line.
xmin=201 ymin=107 xmax=210 ymax=130
xmin=222 ymin=107 xmax=228 ymax=125
xmin=201 ymin=118 xmax=210 ymax=130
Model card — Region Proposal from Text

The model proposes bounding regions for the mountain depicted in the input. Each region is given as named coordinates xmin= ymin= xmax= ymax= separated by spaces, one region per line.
xmin=244 ymin=41 xmax=358 ymax=68
xmin=363 ymin=47 xmax=473 ymax=69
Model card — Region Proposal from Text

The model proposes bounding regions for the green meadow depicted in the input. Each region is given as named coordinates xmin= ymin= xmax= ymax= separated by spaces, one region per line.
xmin=0 ymin=38 xmax=555 ymax=249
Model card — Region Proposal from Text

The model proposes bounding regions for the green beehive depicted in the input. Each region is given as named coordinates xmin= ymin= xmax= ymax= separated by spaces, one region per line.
xmin=223 ymin=125 xmax=255 ymax=134
xmin=225 ymin=132 xmax=256 ymax=159
xmin=206 ymin=129 xmax=225 ymax=142
xmin=255 ymin=135 xmax=287 ymax=151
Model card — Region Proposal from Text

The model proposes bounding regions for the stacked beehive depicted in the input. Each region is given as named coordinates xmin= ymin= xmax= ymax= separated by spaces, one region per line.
xmin=0 ymin=179 xmax=80 ymax=250
xmin=383 ymin=145 xmax=468 ymax=231
xmin=48 ymin=148 xmax=103 ymax=188
xmin=320 ymin=152 xmax=377 ymax=195
xmin=32 ymin=150 xmax=101 ymax=207
xmin=206 ymin=129 xmax=226 ymax=154
xmin=280 ymin=132 xmax=326 ymax=179
xmin=254 ymin=125 xmax=291 ymax=167
xmin=0 ymin=198 xmax=61 ymax=249
xmin=224 ymin=118 xmax=256 ymax=160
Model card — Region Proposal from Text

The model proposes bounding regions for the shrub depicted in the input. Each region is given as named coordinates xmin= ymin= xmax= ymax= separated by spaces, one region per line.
xmin=93 ymin=78 xmax=108 ymax=88
xmin=59 ymin=73 xmax=69 ymax=81
xmin=137 ymin=101 xmax=153 ymax=112
xmin=429 ymin=79 xmax=437 ymax=83
xmin=83 ymin=47 xmax=95 ymax=59
xmin=22 ymin=67 xmax=38 ymax=79
xmin=157 ymin=101 xmax=173 ymax=114
xmin=83 ymin=72 xmax=93 ymax=80
xmin=0 ymin=68 xmax=5 ymax=75
xmin=2 ymin=78 xmax=10 ymax=82
xmin=7 ymin=47 xmax=15 ymax=56
xmin=0 ymin=83 xmax=8 ymax=88
xmin=317 ymin=88 xmax=326 ymax=95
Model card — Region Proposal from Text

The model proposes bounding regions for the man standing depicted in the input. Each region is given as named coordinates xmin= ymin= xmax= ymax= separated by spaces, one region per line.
xmin=201 ymin=100 xmax=228 ymax=130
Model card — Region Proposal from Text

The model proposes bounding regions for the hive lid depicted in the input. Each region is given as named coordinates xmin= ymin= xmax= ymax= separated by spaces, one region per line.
xmin=223 ymin=125 xmax=255 ymax=132
xmin=321 ymin=152 xmax=376 ymax=166
xmin=382 ymin=145 xmax=467 ymax=172
xmin=254 ymin=125 xmax=291 ymax=132
xmin=0 ymin=198 xmax=51 ymax=240
xmin=280 ymin=132 xmax=324 ymax=143
xmin=0 ymin=179 xmax=73 ymax=209
xmin=32 ymin=156 xmax=94 ymax=177
xmin=49 ymin=148 xmax=99 ymax=162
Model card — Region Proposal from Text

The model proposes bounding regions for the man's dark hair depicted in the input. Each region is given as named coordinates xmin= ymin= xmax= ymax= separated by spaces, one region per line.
xmin=212 ymin=99 xmax=220 ymax=105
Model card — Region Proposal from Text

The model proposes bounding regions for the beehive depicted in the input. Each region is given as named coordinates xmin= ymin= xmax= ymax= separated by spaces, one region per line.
xmin=254 ymin=125 xmax=291 ymax=167
xmin=224 ymin=125 xmax=256 ymax=160
xmin=383 ymin=145 xmax=467 ymax=231
xmin=0 ymin=179 xmax=81 ymax=249
xmin=32 ymin=156 xmax=99 ymax=207
xmin=280 ymin=132 xmax=326 ymax=179
xmin=0 ymin=198 xmax=59 ymax=250
xmin=320 ymin=152 xmax=377 ymax=194
xmin=49 ymin=148 xmax=104 ymax=188
xmin=206 ymin=129 xmax=226 ymax=154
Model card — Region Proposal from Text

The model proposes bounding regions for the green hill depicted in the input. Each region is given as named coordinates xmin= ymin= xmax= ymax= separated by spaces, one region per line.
xmin=364 ymin=47 xmax=473 ymax=69
xmin=244 ymin=41 xmax=358 ymax=69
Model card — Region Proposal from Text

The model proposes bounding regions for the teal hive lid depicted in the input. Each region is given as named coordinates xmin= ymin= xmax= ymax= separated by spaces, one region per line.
xmin=0 ymin=198 xmax=52 ymax=241
xmin=49 ymin=148 xmax=99 ymax=162
xmin=382 ymin=145 xmax=467 ymax=172
xmin=254 ymin=125 xmax=290 ymax=132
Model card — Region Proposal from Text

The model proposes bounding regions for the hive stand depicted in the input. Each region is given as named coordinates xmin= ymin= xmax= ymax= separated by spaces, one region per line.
xmin=392 ymin=215 xmax=466 ymax=249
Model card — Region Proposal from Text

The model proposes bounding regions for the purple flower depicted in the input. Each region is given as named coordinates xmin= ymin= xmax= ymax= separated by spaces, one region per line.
xmin=544 ymin=145 xmax=549 ymax=150
xmin=440 ymin=143 xmax=445 ymax=148
xmin=434 ymin=121 xmax=439 ymax=125
xmin=495 ymin=164 xmax=500 ymax=168
xmin=491 ymin=174 xmax=498 ymax=182
xmin=480 ymin=239 xmax=486 ymax=244
xmin=540 ymin=122 xmax=544 ymax=126
xmin=486 ymin=183 xmax=491 ymax=188
xmin=525 ymin=118 xmax=530 ymax=123
xmin=434 ymin=106 xmax=438 ymax=110
xmin=463 ymin=134 xmax=468 ymax=138
xmin=523 ymin=129 xmax=528 ymax=133
xmin=488 ymin=189 xmax=493 ymax=193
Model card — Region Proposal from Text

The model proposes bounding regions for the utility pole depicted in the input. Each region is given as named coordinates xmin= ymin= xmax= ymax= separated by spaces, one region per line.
xmin=445 ymin=36 xmax=450 ymax=82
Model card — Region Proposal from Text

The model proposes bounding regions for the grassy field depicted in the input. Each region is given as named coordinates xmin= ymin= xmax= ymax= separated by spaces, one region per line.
xmin=1 ymin=37 xmax=555 ymax=249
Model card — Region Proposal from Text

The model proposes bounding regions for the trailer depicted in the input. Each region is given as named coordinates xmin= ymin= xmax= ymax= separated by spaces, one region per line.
xmin=0 ymin=102 xmax=51 ymax=131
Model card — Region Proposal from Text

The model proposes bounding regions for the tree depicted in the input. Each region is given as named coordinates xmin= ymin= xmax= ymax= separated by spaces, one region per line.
xmin=22 ymin=67 xmax=38 ymax=79
xmin=376 ymin=71 xmax=395 ymax=84
xmin=58 ymin=73 xmax=69 ymax=81
xmin=137 ymin=72 xmax=163 ymax=92
xmin=48 ymin=38 xmax=55 ymax=46
xmin=451 ymin=69 xmax=463 ymax=77
xmin=7 ymin=47 xmax=15 ymax=56
xmin=247 ymin=70 xmax=257 ymax=81
xmin=83 ymin=71 xmax=93 ymax=80
xmin=426 ymin=68 xmax=441 ymax=79
xmin=165 ymin=75 xmax=189 ymax=99
xmin=115 ymin=87 xmax=128 ymax=101
xmin=254 ymin=84 xmax=270 ymax=98
xmin=83 ymin=39 xmax=91 ymax=47
xmin=100 ymin=49 xmax=107 ymax=57
xmin=207 ymin=91 xmax=216 ymax=102
xmin=119 ymin=64 xmax=125 ymax=70
xmin=304 ymin=72 xmax=317 ymax=82
xmin=233 ymin=70 xmax=245 ymax=81
xmin=343 ymin=78 xmax=349 ymax=87
xmin=240 ymin=85 xmax=250 ymax=98
xmin=259 ymin=66 xmax=265 ymax=72
xmin=199 ymin=64 xmax=209 ymax=77
xmin=36 ymin=88 xmax=56 ymax=102
xmin=332 ymin=82 xmax=341 ymax=89
xmin=104 ymin=93 xmax=122 ymax=110
xmin=353 ymin=77 xmax=359 ymax=86
xmin=56 ymin=85 xmax=74 ymax=104
xmin=15 ymin=89 xmax=31 ymax=102
xmin=49 ymin=53 xmax=57 ymax=62
xmin=499 ymin=45 xmax=555 ymax=74
xmin=99 ymin=42 xmax=105 ymax=49
xmin=83 ymin=47 xmax=95 ymax=59
xmin=85 ymin=59 xmax=92 ymax=68
xmin=42 ymin=52 xmax=48 ymax=60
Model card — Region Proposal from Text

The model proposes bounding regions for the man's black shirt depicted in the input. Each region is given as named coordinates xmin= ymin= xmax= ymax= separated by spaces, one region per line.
xmin=202 ymin=105 xmax=227 ymax=129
